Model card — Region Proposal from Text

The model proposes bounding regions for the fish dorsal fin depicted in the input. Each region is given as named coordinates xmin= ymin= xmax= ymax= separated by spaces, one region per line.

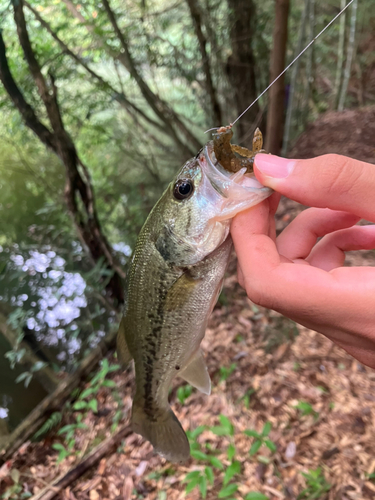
xmin=116 ymin=317 xmax=133 ymax=366
xmin=179 ymin=349 xmax=211 ymax=395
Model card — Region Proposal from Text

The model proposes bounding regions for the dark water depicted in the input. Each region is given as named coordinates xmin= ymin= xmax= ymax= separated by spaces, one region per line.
xmin=0 ymin=334 xmax=48 ymax=432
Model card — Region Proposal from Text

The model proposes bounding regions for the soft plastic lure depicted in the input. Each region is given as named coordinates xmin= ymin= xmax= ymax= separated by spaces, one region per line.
xmin=212 ymin=125 xmax=265 ymax=174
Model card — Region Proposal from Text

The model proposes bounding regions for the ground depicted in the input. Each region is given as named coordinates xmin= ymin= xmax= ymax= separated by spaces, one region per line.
xmin=1 ymin=107 xmax=375 ymax=500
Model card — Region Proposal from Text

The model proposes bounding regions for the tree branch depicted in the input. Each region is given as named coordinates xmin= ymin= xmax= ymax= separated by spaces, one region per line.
xmin=102 ymin=0 xmax=200 ymax=154
xmin=63 ymin=0 xmax=200 ymax=155
xmin=13 ymin=0 xmax=65 ymax=135
xmin=4 ymin=1 xmax=125 ymax=303
xmin=0 ymin=33 xmax=56 ymax=152
xmin=185 ymin=0 xmax=222 ymax=124
xmin=24 ymin=1 xmax=165 ymax=133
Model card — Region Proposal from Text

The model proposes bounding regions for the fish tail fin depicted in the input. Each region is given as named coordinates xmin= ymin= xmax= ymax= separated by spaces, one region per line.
xmin=131 ymin=404 xmax=190 ymax=463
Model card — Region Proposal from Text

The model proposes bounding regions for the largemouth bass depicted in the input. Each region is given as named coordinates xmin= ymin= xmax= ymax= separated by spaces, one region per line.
xmin=117 ymin=132 xmax=272 ymax=463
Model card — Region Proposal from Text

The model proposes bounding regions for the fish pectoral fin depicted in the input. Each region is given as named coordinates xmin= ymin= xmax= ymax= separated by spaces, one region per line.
xmin=164 ymin=271 xmax=201 ymax=312
xmin=116 ymin=317 xmax=133 ymax=366
xmin=179 ymin=349 xmax=211 ymax=395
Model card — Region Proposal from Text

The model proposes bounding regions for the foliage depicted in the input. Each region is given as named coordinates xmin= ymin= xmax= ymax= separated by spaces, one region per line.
xmin=176 ymin=384 xmax=193 ymax=404
xmin=298 ymin=467 xmax=331 ymax=499
xmin=1 ymin=469 xmax=26 ymax=499
xmin=49 ymin=359 xmax=121 ymax=463
xmin=294 ymin=400 xmax=319 ymax=420
xmin=14 ymin=361 xmax=48 ymax=388
xmin=244 ymin=421 xmax=277 ymax=461
xmin=33 ymin=411 xmax=62 ymax=440
xmin=218 ymin=363 xmax=237 ymax=382
xmin=182 ymin=415 xmax=275 ymax=499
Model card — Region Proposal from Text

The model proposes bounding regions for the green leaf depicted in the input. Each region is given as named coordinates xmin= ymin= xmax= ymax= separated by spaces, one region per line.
xmin=108 ymin=363 xmax=121 ymax=372
xmin=189 ymin=441 xmax=200 ymax=451
xmin=295 ymin=401 xmax=314 ymax=415
xmin=15 ymin=372 xmax=29 ymax=383
xmin=219 ymin=415 xmax=234 ymax=436
xmin=264 ymin=439 xmax=277 ymax=453
xmin=244 ymin=429 xmax=261 ymax=438
xmin=10 ymin=469 xmax=20 ymax=483
xmin=52 ymin=443 xmax=66 ymax=451
xmin=80 ymin=387 xmax=97 ymax=399
xmin=227 ymin=443 xmax=236 ymax=461
xmin=211 ymin=426 xmax=229 ymax=436
xmin=32 ymin=361 xmax=47 ymax=372
xmin=249 ymin=439 xmax=263 ymax=456
xmin=245 ymin=493 xmax=269 ymax=500
xmin=223 ymin=461 xmax=241 ymax=485
xmin=205 ymin=466 xmax=214 ymax=485
xmin=208 ymin=456 xmax=224 ymax=469
xmin=185 ymin=475 xmax=200 ymax=493
xmin=24 ymin=374 xmax=33 ymax=388
xmin=57 ymin=424 xmax=75 ymax=435
xmin=199 ymin=475 xmax=207 ymax=498
xmin=73 ymin=401 xmax=89 ymax=410
xmin=88 ymin=399 xmax=98 ymax=413
xmin=102 ymin=379 xmax=117 ymax=388
xmin=218 ymin=483 xmax=238 ymax=498
xmin=191 ymin=450 xmax=208 ymax=460
xmin=262 ymin=421 xmax=272 ymax=437
xmin=184 ymin=471 xmax=201 ymax=482
xmin=189 ymin=425 xmax=205 ymax=440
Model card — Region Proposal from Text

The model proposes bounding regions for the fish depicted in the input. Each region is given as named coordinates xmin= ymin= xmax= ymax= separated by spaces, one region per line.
xmin=117 ymin=130 xmax=272 ymax=463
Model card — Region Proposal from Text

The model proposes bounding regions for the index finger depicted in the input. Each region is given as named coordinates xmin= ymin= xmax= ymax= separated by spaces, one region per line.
xmin=254 ymin=154 xmax=375 ymax=222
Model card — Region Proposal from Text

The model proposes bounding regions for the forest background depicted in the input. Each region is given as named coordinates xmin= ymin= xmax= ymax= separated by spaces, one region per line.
xmin=1 ymin=0 xmax=375 ymax=499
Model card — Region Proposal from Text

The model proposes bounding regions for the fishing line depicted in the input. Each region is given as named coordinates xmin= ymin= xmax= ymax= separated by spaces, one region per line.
xmin=205 ymin=0 xmax=355 ymax=134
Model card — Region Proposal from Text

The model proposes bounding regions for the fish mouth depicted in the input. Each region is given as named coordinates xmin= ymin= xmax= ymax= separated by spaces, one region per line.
xmin=199 ymin=142 xmax=273 ymax=221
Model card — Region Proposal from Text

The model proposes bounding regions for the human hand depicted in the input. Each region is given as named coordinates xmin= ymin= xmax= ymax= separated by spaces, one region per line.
xmin=231 ymin=153 xmax=375 ymax=368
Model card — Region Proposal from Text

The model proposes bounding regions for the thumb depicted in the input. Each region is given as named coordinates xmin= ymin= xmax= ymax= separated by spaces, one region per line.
xmin=254 ymin=153 xmax=375 ymax=222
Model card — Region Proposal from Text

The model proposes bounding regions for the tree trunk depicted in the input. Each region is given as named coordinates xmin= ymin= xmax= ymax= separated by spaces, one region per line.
xmin=185 ymin=0 xmax=222 ymax=125
xmin=302 ymin=0 xmax=315 ymax=127
xmin=338 ymin=0 xmax=358 ymax=111
xmin=265 ymin=0 xmax=290 ymax=154
xmin=0 ymin=1 xmax=125 ymax=305
xmin=333 ymin=0 xmax=347 ymax=109
xmin=226 ymin=0 xmax=258 ymax=142
xmin=282 ymin=0 xmax=309 ymax=156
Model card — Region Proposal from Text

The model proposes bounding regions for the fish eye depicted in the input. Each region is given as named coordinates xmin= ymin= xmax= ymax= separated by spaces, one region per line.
xmin=173 ymin=179 xmax=194 ymax=201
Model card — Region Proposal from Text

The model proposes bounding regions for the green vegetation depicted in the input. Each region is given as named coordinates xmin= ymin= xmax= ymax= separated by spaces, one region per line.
xmin=182 ymin=415 xmax=274 ymax=499
xmin=219 ymin=363 xmax=237 ymax=382
xmin=298 ymin=467 xmax=331 ymax=499
xmin=294 ymin=400 xmax=319 ymax=420
xmin=177 ymin=384 xmax=193 ymax=404
xmin=40 ymin=359 xmax=121 ymax=464
xmin=244 ymin=421 xmax=277 ymax=460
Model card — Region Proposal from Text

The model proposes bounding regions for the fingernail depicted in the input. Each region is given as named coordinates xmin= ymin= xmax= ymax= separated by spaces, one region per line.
xmin=255 ymin=154 xmax=295 ymax=178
